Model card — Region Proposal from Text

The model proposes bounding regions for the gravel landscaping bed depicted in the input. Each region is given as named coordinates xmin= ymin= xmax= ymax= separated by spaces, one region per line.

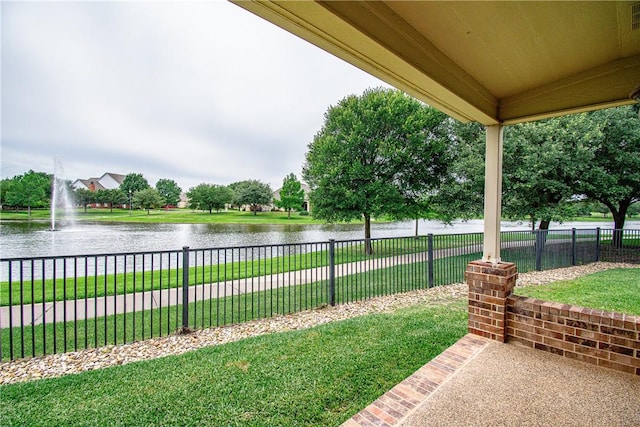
xmin=0 ymin=262 xmax=635 ymax=385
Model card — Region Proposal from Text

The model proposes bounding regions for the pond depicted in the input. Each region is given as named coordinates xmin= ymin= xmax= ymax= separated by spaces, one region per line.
xmin=1 ymin=218 xmax=636 ymax=259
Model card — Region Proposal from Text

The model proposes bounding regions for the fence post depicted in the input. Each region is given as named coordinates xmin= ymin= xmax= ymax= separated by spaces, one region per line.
xmin=571 ymin=228 xmax=577 ymax=266
xmin=427 ymin=234 xmax=434 ymax=288
xmin=328 ymin=239 xmax=336 ymax=306
xmin=535 ymin=230 xmax=543 ymax=271
xmin=182 ymin=246 xmax=190 ymax=331
xmin=595 ymin=227 xmax=601 ymax=262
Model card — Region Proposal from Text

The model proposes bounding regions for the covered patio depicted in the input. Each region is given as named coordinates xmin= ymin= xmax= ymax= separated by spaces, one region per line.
xmin=345 ymin=334 xmax=640 ymax=426
xmin=232 ymin=1 xmax=640 ymax=425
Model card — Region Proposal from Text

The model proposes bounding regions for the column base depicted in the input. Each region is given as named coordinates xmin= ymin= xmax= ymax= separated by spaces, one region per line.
xmin=466 ymin=261 xmax=518 ymax=342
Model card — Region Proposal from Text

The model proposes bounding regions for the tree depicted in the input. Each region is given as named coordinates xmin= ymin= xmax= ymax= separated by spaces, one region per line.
xmin=155 ymin=179 xmax=182 ymax=208
xmin=574 ymin=106 xmax=640 ymax=236
xmin=433 ymin=113 xmax=606 ymax=231
xmin=4 ymin=170 xmax=50 ymax=218
xmin=0 ymin=178 xmax=15 ymax=209
xmin=571 ymin=199 xmax=596 ymax=217
xmin=428 ymin=121 xmax=486 ymax=223
xmin=132 ymin=188 xmax=165 ymax=214
xmin=187 ymin=183 xmax=233 ymax=213
xmin=74 ymin=188 xmax=95 ymax=213
xmin=593 ymin=203 xmax=610 ymax=218
xmin=275 ymin=173 xmax=305 ymax=219
xmin=102 ymin=189 xmax=128 ymax=213
xmin=500 ymin=114 xmax=597 ymax=230
xmin=387 ymin=111 xmax=450 ymax=234
xmin=303 ymin=87 xmax=449 ymax=252
xmin=120 ymin=173 xmax=150 ymax=195
xmin=230 ymin=180 xmax=272 ymax=215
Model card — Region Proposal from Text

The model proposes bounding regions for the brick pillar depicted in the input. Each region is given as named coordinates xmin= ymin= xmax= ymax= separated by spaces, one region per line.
xmin=466 ymin=261 xmax=518 ymax=342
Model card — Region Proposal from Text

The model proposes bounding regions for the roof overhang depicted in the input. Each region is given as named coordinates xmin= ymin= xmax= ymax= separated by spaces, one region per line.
xmin=232 ymin=1 xmax=640 ymax=125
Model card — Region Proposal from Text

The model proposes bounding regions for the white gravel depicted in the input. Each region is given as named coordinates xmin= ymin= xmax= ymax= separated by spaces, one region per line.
xmin=0 ymin=262 xmax=635 ymax=385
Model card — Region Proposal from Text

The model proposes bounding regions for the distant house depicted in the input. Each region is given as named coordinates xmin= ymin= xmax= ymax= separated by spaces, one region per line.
xmin=72 ymin=173 xmax=127 ymax=208
xmin=72 ymin=173 xmax=125 ymax=192
xmin=178 ymin=192 xmax=188 ymax=209
xmin=72 ymin=178 xmax=105 ymax=192
xmin=272 ymin=183 xmax=311 ymax=212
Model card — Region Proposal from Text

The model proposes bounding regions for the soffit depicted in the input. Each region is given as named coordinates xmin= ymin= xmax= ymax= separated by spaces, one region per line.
xmin=232 ymin=1 xmax=640 ymax=125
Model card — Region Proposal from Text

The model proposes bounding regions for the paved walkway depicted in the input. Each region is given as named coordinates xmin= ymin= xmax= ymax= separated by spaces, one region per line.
xmin=1 ymin=237 xmax=573 ymax=329
xmin=2 ymin=248 xmax=470 ymax=328
xmin=343 ymin=334 xmax=640 ymax=427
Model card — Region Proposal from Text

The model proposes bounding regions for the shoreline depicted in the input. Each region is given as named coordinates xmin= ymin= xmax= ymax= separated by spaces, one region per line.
xmin=1 ymin=208 xmax=630 ymax=226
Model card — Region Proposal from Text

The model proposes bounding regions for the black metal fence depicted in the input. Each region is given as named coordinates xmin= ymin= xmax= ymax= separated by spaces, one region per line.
xmin=1 ymin=228 xmax=638 ymax=361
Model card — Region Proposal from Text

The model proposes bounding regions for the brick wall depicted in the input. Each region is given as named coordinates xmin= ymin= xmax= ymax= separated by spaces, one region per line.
xmin=506 ymin=295 xmax=640 ymax=375
xmin=466 ymin=261 xmax=639 ymax=376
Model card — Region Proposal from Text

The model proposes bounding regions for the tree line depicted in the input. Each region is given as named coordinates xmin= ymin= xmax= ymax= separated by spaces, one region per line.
xmin=0 ymin=171 xmax=306 ymax=217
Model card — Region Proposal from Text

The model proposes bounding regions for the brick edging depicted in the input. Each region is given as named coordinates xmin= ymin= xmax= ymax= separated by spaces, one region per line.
xmin=341 ymin=334 xmax=490 ymax=427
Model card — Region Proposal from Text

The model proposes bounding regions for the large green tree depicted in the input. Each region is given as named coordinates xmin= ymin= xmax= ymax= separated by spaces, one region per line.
xmin=500 ymin=114 xmax=596 ymax=230
xmin=230 ymin=180 xmax=272 ymax=215
xmin=0 ymin=178 xmax=16 ymax=209
xmin=275 ymin=173 xmax=305 ymax=219
xmin=187 ymin=183 xmax=233 ymax=214
xmin=100 ymin=189 xmax=128 ymax=213
xmin=303 ymin=87 xmax=449 ymax=251
xmin=433 ymin=105 xmax=640 ymax=238
xmin=74 ymin=188 xmax=96 ymax=213
xmin=575 ymin=106 xmax=640 ymax=232
xmin=428 ymin=121 xmax=485 ymax=223
xmin=4 ymin=170 xmax=50 ymax=218
xmin=432 ymin=111 xmax=623 ymax=231
xmin=133 ymin=188 xmax=165 ymax=215
xmin=155 ymin=179 xmax=182 ymax=207
xmin=120 ymin=173 xmax=150 ymax=195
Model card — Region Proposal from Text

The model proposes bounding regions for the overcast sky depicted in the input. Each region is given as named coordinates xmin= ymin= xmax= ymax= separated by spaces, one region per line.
xmin=1 ymin=1 xmax=388 ymax=191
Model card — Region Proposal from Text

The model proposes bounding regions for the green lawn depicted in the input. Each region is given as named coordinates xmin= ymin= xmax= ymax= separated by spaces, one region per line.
xmin=6 ymin=208 xmax=637 ymax=225
xmin=573 ymin=214 xmax=640 ymax=222
xmin=0 ymin=300 xmax=467 ymax=427
xmin=515 ymin=268 xmax=640 ymax=315
xmin=0 ymin=208 xmax=335 ymax=224
xmin=80 ymin=209 xmax=329 ymax=224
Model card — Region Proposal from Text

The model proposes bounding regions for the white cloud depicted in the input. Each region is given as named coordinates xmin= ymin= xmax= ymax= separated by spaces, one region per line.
xmin=1 ymin=1 xmax=388 ymax=190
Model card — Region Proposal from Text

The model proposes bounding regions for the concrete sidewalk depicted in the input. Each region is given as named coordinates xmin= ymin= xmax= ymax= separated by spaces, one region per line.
xmin=343 ymin=334 xmax=640 ymax=427
xmin=2 ymin=247 xmax=466 ymax=328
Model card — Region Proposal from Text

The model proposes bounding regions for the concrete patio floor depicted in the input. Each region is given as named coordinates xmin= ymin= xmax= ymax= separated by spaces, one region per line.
xmin=343 ymin=334 xmax=640 ymax=427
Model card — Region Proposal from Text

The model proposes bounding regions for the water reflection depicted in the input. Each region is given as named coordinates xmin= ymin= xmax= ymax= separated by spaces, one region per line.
xmin=1 ymin=218 xmax=636 ymax=259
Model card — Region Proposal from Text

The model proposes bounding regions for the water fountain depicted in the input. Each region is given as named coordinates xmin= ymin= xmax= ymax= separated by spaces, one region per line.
xmin=50 ymin=159 xmax=76 ymax=231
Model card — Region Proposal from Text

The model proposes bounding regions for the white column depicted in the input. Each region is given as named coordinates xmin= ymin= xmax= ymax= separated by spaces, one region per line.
xmin=483 ymin=124 xmax=504 ymax=263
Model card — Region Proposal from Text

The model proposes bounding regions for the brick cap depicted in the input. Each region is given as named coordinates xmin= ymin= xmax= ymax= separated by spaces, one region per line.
xmin=466 ymin=260 xmax=517 ymax=279
xmin=467 ymin=260 xmax=516 ymax=269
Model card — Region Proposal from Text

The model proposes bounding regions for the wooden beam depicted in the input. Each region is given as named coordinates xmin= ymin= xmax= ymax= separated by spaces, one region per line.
xmin=318 ymin=1 xmax=498 ymax=123
xmin=500 ymin=55 xmax=640 ymax=124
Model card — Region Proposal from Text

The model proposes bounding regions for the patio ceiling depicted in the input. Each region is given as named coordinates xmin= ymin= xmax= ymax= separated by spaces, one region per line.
xmin=232 ymin=1 xmax=640 ymax=125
